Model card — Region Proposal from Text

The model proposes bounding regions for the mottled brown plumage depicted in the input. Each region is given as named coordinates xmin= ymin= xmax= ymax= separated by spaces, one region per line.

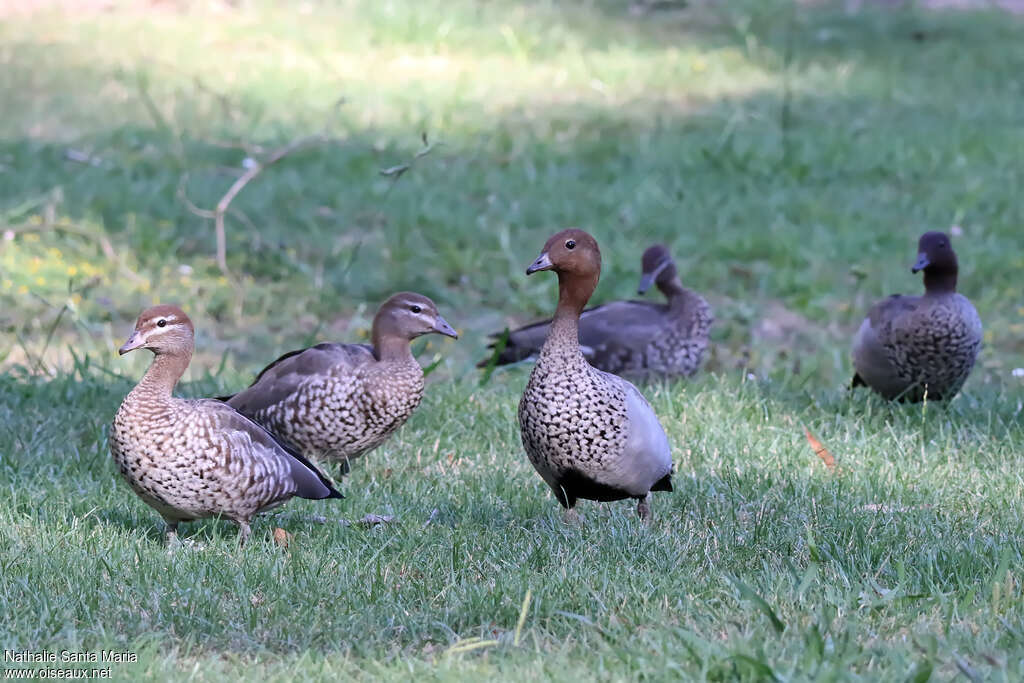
xmin=518 ymin=229 xmax=673 ymax=520
xmin=480 ymin=244 xmax=711 ymax=378
xmin=226 ymin=293 xmax=457 ymax=471
xmin=109 ymin=305 xmax=342 ymax=545
xmin=852 ymin=231 xmax=982 ymax=401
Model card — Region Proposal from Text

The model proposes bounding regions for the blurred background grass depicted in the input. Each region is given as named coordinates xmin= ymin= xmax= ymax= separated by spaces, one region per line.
xmin=2 ymin=0 xmax=1022 ymax=389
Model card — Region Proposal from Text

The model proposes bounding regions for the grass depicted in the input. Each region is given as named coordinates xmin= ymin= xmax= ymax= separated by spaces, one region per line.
xmin=1 ymin=0 xmax=1023 ymax=679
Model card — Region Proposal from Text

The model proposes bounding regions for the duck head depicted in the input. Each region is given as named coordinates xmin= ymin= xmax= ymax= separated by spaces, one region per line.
xmin=372 ymin=292 xmax=457 ymax=359
xmin=637 ymin=244 xmax=677 ymax=295
xmin=912 ymin=231 xmax=958 ymax=293
xmin=118 ymin=304 xmax=195 ymax=357
xmin=526 ymin=228 xmax=602 ymax=314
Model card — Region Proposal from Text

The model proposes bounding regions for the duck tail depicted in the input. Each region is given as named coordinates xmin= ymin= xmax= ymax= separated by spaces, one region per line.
xmin=651 ymin=472 xmax=673 ymax=492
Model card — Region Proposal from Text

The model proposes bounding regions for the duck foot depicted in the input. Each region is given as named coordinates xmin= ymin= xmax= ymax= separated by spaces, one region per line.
xmin=563 ymin=508 xmax=582 ymax=525
xmin=166 ymin=528 xmax=204 ymax=552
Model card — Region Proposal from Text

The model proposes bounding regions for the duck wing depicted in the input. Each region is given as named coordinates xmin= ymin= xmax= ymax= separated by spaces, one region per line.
xmin=582 ymin=301 xmax=668 ymax=373
xmin=225 ymin=342 xmax=375 ymax=415
xmin=598 ymin=371 xmax=673 ymax=496
xmin=479 ymin=301 xmax=668 ymax=369
xmin=194 ymin=398 xmax=343 ymax=500
xmin=851 ymin=294 xmax=921 ymax=394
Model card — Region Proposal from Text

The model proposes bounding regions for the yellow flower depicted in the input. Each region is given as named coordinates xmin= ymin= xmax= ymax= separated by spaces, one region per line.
xmin=47 ymin=247 xmax=63 ymax=259
xmin=71 ymin=293 xmax=82 ymax=305
xmin=67 ymin=265 xmax=78 ymax=276
xmin=35 ymin=276 xmax=46 ymax=286
xmin=17 ymin=285 xmax=28 ymax=294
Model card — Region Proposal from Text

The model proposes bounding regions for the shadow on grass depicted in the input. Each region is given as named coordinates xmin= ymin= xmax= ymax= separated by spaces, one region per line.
xmin=1 ymin=0 xmax=1021 ymax=444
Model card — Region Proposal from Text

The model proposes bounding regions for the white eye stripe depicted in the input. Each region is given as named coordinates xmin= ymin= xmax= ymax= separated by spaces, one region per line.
xmin=399 ymin=301 xmax=430 ymax=312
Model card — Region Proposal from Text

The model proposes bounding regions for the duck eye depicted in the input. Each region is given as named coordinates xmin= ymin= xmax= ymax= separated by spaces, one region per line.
xmin=565 ymin=240 xmax=576 ymax=250
xmin=157 ymin=319 xmax=167 ymax=328
xmin=410 ymin=305 xmax=422 ymax=314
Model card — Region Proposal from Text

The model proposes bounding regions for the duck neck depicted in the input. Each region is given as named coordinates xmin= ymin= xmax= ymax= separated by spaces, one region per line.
xmin=374 ymin=333 xmax=414 ymax=363
xmin=133 ymin=350 xmax=191 ymax=399
xmin=923 ymin=269 xmax=957 ymax=295
xmin=658 ymin=276 xmax=688 ymax=310
xmin=541 ymin=271 xmax=597 ymax=359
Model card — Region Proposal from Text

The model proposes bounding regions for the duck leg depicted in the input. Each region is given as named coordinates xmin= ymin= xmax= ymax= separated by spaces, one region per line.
xmin=563 ymin=508 xmax=582 ymax=525
xmin=636 ymin=493 xmax=652 ymax=521
xmin=236 ymin=520 xmax=252 ymax=546
xmin=164 ymin=520 xmax=180 ymax=546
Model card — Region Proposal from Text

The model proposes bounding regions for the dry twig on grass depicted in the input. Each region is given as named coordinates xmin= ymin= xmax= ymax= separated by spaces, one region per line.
xmin=179 ymin=134 xmax=329 ymax=275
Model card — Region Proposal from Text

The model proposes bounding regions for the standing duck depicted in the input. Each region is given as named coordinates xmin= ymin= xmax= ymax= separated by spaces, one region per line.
xmin=225 ymin=292 xmax=457 ymax=473
xmin=110 ymin=305 xmax=342 ymax=545
xmin=518 ymin=229 xmax=673 ymax=520
xmin=851 ymin=231 xmax=982 ymax=401
xmin=479 ymin=244 xmax=712 ymax=379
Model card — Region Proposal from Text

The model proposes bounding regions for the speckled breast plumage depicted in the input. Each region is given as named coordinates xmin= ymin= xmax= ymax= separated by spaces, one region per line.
xmin=110 ymin=391 xmax=297 ymax=524
xmin=518 ymin=347 xmax=629 ymax=489
xmin=251 ymin=360 xmax=425 ymax=462
xmin=882 ymin=295 xmax=982 ymax=400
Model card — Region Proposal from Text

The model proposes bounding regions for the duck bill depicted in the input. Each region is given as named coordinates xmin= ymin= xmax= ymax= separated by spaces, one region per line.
xmin=637 ymin=260 xmax=669 ymax=294
xmin=432 ymin=316 xmax=459 ymax=339
xmin=525 ymin=252 xmax=553 ymax=275
xmin=911 ymin=253 xmax=930 ymax=273
xmin=118 ymin=331 xmax=144 ymax=355
xmin=637 ymin=272 xmax=656 ymax=295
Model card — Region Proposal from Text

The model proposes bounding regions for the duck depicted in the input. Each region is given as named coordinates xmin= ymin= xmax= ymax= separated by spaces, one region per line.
xmin=109 ymin=305 xmax=342 ymax=545
xmin=225 ymin=292 xmax=457 ymax=473
xmin=851 ymin=231 xmax=982 ymax=402
xmin=479 ymin=244 xmax=712 ymax=379
xmin=517 ymin=229 xmax=674 ymax=520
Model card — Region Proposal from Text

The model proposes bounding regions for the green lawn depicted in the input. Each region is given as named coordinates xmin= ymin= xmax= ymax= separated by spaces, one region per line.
xmin=2 ymin=0 xmax=1023 ymax=680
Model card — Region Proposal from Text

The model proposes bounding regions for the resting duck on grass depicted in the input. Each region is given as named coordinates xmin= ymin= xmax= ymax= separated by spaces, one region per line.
xmin=481 ymin=244 xmax=712 ymax=379
xmin=517 ymin=229 xmax=674 ymax=521
xmin=851 ymin=231 xmax=982 ymax=402
xmin=109 ymin=305 xmax=342 ymax=546
xmin=224 ymin=292 xmax=458 ymax=475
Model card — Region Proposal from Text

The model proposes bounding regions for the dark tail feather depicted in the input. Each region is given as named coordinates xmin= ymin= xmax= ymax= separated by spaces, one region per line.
xmin=850 ymin=373 xmax=866 ymax=389
xmin=651 ymin=472 xmax=673 ymax=492
xmin=476 ymin=343 xmax=542 ymax=368
xmin=214 ymin=394 xmax=235 ymax=402
xmin=477 ymin=329 xmax=512 ymax=369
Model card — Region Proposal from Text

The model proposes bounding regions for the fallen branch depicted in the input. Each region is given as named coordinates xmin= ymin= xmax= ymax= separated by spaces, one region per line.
xmin=179 ymin=134 xmax=329 ymax=275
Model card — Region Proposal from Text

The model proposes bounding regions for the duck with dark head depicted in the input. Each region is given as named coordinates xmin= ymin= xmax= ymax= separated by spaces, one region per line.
xmin=518 ymin=229 xmax=675 ymax=521
xmin=851 ymin=231 xmax=982 ymax=402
